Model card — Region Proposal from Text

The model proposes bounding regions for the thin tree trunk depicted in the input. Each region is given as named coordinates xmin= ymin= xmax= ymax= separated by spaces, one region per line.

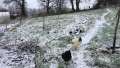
xmin=59 ymin=0 xmax=62 ymax=13
xmin=112 ymin=9 xmax=120 ymax=53
xmin=46 ymin=0 xmax=50 ymax=14
xmin=76 ymin=0 xmax=80 ymax=12
xmin=57 ymin=0 xmax=64 ymax=14
xmin=21 ymin=0 xmax=26 ymax=16
xmin=56 ymin=0 xmax=59 ymax=14
xmin=70 ymin=0 xmax=75 ymax=12
xmin=56 ymin=0 xmax=63 ymax=14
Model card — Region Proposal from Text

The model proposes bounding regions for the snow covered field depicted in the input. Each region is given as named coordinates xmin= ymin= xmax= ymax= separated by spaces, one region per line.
xmin=35 ymin=8 xmax=115 ymax=68
xmin=0 ymin=7 xmax=117 ymax=68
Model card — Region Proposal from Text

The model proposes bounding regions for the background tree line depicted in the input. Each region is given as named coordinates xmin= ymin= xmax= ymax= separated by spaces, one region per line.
xmin=3 ymin=0 xmax=120 ymax=18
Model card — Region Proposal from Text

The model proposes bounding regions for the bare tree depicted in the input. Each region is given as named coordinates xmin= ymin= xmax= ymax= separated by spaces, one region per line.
xmin=70 ymin=0 xmax=75 ymax=12
xmin=69 ymin=0 xmax=80 ymax=12
xmin=39 ymin=0 xmax=54 ymax=14
xmin=4 ymin=0 xmax=27 ymax=17
xmin=76 ymin=0 xmax=80 ymax=11
xmin=46 ymin=0 xmax=50 ymax=14
xmin=21 ymin=0 xmax=26 ymax=16
xmin=56 ymin=0 xmax=65 ymax=14
xmin=112 ymin=8 xmax=120 ymax=53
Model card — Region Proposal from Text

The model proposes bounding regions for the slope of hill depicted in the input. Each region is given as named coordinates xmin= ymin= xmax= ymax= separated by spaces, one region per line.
xmin=0 ymin=7 xmax=118 ymax=68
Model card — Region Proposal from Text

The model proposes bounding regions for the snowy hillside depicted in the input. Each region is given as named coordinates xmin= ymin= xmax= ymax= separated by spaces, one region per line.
xmin=0 ymin=6 xmax=118 ymax=68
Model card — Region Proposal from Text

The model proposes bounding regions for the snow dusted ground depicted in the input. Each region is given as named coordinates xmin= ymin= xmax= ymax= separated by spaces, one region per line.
xmin=0 ymin=7 xmax=116 ymax=68
xmin=82 ymin=9 xmax=111 ymax=45
xmin=35 ymin=8 xmax=113 ymax=68
xmin=0 ymin=19 xmax=36 ymax=68
xmin=73 ymin=9 xmax=112 ymax=68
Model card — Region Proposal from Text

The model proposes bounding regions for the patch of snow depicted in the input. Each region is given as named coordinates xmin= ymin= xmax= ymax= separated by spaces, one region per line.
xmin=74 ymin=9 xmax=112 ymax=68
xmin=0 ymin=8 xmax=112 ymax=68
xmin=50 ymin=63 xmax=58 ymax=68
xmin=82 ymin=9 xmax=111 ymax=45
xmin=63 ymin=15 xmax=90 ymax=36
xmin=72 ymin=49 xmax=90 ymax=68
xmin=0 ymin=48 xmax=35 ymax=68
xmin=0 ymin=23 xmax=19 ymax=32
xmin=0 ymin=12 xmax=10 ymax=16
